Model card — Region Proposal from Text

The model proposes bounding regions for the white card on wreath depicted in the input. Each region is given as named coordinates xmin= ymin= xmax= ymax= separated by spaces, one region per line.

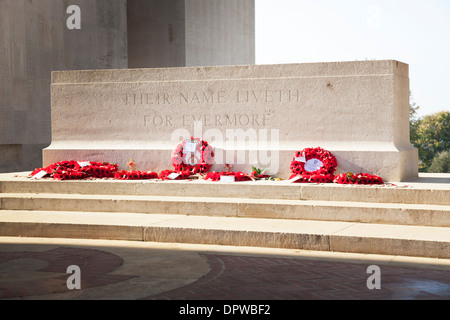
xmin=295 ymin=155 xmax=306 ymax=163
xmin=220 ymin=175 xmax=235 ymax=182
xmin=167 ymin=173 xmax=180 ymax=180
xmin=184 ymin=141 xmax=197 ymax=153
xmin=304 ymin=159 xmax=324 ymax=172
xmin=32 ymin=170 xmax=47 ymax=179
xmin=77 ymin=161 xmax=91 ymax=167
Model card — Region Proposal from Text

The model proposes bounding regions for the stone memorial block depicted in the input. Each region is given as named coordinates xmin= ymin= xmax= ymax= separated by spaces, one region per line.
xmin=44 ymin=60 xmax=418 ymax=181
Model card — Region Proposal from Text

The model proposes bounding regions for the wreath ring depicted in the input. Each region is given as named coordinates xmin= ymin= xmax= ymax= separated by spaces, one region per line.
xmin=171 ymin=137 xmax=214 ymax=173
xmin=290 ymin=147 xmax=337 ymax=176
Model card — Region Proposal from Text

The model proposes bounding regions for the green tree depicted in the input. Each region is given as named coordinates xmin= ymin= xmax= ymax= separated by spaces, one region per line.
xmin=428 ymin=150 xmax=450 ymax=173
xmin=410 ymin=110 xmax=450 ymax=171
xmin=409 ymin=93 xmax=421 ymax=146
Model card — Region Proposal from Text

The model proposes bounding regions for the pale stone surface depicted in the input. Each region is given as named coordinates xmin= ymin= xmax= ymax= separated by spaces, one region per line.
xmin=2 ymin=172 xmax=449 ymax=205
xmin=1 ymin=192 xmax=448 ymax=227
xmin=44 ymin=60 xmax=418 ymax=181
xmin=1 ymin=211 xmax=449 ymax=258
xmin=331 ymin=223 xmax=450 ymax=258
xmin=0 ymin=172 xmax=448 ymax=259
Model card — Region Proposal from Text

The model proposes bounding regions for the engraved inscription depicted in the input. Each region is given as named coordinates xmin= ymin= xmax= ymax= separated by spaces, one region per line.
xmin=144 ymin=113 xmax=272 ymax=128
xmin=124 ymin=89 xmax=300 ymax=105
xmin=236 ymin=90 xmax=299 ymax=103
xmin=127 ymin=89 xmax=297 ymax=128
xmin=144 ymin=115 xmax=173 ymax=127
xmin=179 ymin=91 xmax=226 ymax=104
xmin=124 ymin=93 xmax=171 ymax=105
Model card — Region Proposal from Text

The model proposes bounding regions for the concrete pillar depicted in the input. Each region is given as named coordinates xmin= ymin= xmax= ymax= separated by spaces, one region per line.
xmin=0 ymin=0 xmax=128 ymax=172
xmin=0 ymin=0 xmax=255 ymax=173
xmin=127 ymin=0 xmax=187 ymax=68
xmin=185 ymin=0 xmax=255 ymax=66
xmin=127 ymin=0 xmax=255 ymax=68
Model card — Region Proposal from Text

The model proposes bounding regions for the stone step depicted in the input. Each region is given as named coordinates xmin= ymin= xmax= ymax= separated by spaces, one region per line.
xmin=0 ymin=175 xmax=450 ymax=205
xmin=1 ymin=192 xmax=449 ymax=227
xmin=1 ymin=177 xmax=449 ymax=205
xmin=0 ymin=210 xmax=448 ymax=259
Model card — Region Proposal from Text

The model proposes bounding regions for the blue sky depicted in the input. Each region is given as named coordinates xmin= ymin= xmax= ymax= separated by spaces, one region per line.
xmin=255 ymin=0 xmax=450 ymax=117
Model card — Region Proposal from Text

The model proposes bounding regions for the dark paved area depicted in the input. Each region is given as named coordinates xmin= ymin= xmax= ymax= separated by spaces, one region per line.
xmin=0 ymin=237 xmax=449 ymax=301
xmin=147 ymin=254 xmax=450 ymax=300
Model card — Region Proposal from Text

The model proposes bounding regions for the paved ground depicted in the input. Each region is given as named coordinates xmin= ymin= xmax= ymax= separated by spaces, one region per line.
xmin=0 ymin=236 xmax=449 ymax=303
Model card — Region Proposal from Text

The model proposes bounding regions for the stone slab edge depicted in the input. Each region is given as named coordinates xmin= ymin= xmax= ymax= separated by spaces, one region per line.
xmin=1 ymin=222 xmax=448 ymax=259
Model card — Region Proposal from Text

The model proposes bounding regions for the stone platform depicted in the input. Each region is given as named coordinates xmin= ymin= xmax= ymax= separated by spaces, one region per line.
xmin=44 ymin=60 xmax=418 ymax=182
xmin=0 ymin=172 xmax=449 ymax=259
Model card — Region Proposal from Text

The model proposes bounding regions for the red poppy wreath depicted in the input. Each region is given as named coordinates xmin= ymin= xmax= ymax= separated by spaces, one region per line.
xmin=114 ymin=170 xmax=159 ymax=180
xmin=333 ymin=172 xmax=384 ymax=185
xmin=29 ymin=160 xmax=119 ymax=180
xmin=290 ymin=147 xmax=337 ymax=176
xmin=172 ymin=137 xmax=214 ymax=174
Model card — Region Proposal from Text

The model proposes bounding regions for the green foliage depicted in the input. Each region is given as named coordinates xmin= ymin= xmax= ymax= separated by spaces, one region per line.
xmin=409 ymin=93 xmax=421 ymax=153
xmin=409 ymin=96 xmax=420 ymax=123
xmin=428 ymin=150 xmax=450 ymax=173
xmin=410 ymin=110 xmax=450 ymax=171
